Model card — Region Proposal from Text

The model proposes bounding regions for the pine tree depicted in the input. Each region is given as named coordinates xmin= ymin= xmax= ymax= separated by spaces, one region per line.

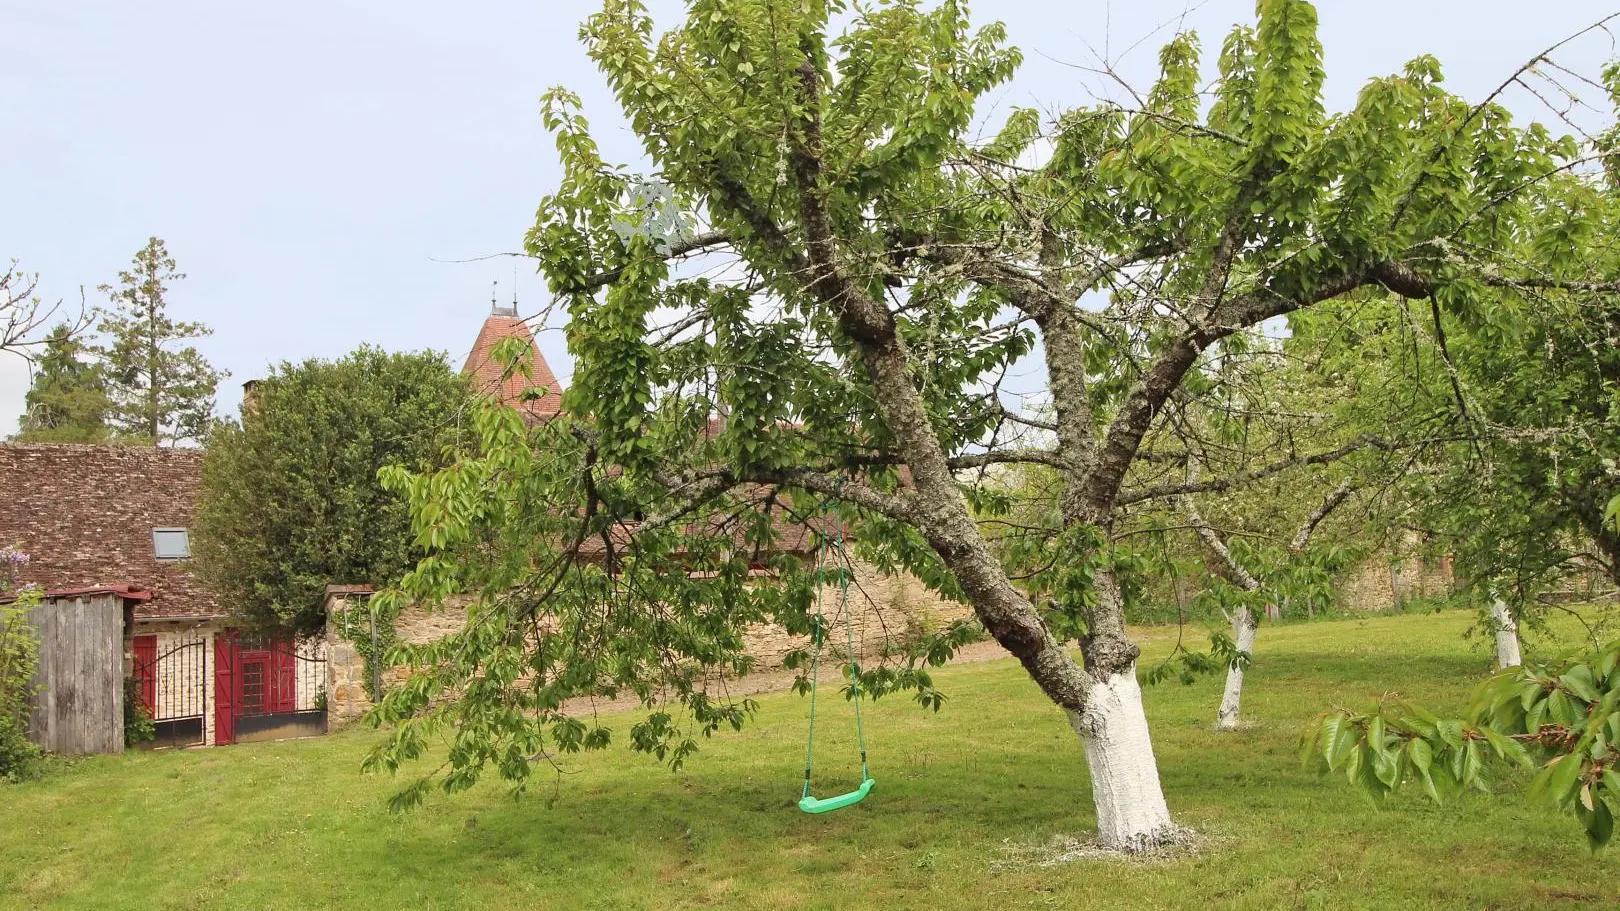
xmin=97 ymin=237 xmax=224 ymax=445
xmin=16 ymin=323 xmax=111 ymax=442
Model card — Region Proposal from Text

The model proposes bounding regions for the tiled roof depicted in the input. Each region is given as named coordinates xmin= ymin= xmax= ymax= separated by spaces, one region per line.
xmin=0 ymin=443 xmax=223 ymax=620
xmin=461 ymin=312 xmax=564 ymax=421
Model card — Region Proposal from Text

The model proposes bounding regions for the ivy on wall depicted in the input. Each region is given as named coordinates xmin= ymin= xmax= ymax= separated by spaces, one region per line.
xmin=332 ymin=593 xmax=399 ymax=702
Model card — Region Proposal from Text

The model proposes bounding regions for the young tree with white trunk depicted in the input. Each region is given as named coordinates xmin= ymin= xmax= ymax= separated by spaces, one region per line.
xmin=1185 ymin=478 xmax=1354 ymax=730
xmin=365 ymin=0 xmax=1604 ymax=851
xmin=1489 ymin=598 xmax=1523 ymax=669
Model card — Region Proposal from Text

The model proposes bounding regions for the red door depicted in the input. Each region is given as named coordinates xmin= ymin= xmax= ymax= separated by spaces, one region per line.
xmin=132 ymin=635 xmax=157 ymax=715
xmin=213 ymin=636 xmax=235 ymax=745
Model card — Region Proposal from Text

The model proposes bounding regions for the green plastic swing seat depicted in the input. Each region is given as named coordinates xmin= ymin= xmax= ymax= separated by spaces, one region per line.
xmin=798 ymin=778 xmax=876 ymax=814
xmin=796 ymin=526 xmax=876 ymax=816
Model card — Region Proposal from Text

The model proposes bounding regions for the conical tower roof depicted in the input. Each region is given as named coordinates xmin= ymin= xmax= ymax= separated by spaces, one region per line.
xmin=461 ymin=305 xmax=564 ymax=421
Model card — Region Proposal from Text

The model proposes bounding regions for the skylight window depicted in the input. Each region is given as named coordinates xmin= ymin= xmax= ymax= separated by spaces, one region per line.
xmin=152 ymin=528 xmax=191 ymax=561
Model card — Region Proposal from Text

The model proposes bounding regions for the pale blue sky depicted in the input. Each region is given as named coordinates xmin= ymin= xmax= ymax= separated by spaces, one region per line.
xmin=2 ymin=1 xmax=1616 ymax=435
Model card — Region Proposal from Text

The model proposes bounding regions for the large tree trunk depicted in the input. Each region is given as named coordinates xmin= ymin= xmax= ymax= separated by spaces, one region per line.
xmin=1216 ymin=605 xmax=1259 ymax=731
xmin=1057 ymin=566 xmax=1176 ymax=850
xmin=1490 ymin=598 xmax=1522 ymax=669
xmin=1067 ymin=665 xmax=1174 ymax=851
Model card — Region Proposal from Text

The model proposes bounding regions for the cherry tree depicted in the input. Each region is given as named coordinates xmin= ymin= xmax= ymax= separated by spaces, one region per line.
xmin=370 ymin=0 xmax=1604 ymax=850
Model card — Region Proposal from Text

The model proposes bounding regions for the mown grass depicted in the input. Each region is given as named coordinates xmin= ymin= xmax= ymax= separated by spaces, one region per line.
xmin=3 ymin=608 xmax=1618 ymax=910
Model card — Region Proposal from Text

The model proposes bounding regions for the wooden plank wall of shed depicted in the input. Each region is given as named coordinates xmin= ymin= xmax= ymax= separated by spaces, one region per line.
xmin=26 ymin=594 xmax=124 ymax=755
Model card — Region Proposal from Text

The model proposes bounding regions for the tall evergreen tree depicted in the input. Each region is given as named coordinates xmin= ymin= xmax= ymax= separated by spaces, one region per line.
xmin=16 ymin=323 xmax=111 ymax=442
xmin=97 ymin=237 xmax=224 ymax=445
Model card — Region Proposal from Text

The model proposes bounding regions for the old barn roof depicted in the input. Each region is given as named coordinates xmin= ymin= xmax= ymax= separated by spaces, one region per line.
xmin=0 ymin=443 xmax=222 ymax=620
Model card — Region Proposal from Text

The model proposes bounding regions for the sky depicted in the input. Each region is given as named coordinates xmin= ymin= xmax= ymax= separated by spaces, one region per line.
xmin=2 ymin=1 xmax=1617 ymax=436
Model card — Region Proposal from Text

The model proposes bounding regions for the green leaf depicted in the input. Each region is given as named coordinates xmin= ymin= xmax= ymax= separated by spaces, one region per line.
xmin=1579 ymin=795 xmax=1614 ymax=849
xmin=1437 ymin=719 xmax=1464 ymax=751
xmin=1560 ymin=665 xmax=1600 ymax=703
xmin=1533 ymin=753 xmax=1586 ymax=808
xmin=1480 ymin=726 xmax=1532 ymax=768
xmin=1407 ymin=736 xmax=1433 ymax=775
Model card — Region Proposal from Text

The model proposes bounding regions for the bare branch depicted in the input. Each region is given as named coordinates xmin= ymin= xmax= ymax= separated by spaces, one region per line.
xmin=1290 ymin=480 xmax=1355 ymax=553
xmin=1119 ymin=434 xmax=1454 ymax=507
xmin=1181 ymin=468 xmax=1262 ymax=593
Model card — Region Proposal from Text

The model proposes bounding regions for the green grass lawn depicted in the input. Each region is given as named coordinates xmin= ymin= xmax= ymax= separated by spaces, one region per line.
xmin=4 ymin=608 xmax=1619 ymax=910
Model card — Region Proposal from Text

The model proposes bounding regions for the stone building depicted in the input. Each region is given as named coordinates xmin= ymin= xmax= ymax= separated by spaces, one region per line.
xmin=0 ymin=443 xmax=325 ymax=750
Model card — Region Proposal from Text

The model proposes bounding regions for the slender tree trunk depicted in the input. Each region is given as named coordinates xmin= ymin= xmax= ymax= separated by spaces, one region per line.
xmin=1216 ymin=605 xmax=1259 ymax=731
xmin=147 ymin=294 xmax=160 ymax=444
xmin=1490 ymin=598 xmax=1522 ymax=669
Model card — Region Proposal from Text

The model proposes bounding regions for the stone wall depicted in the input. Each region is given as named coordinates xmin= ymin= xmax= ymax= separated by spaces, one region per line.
xmin=325 ymin=593 xmax=473 ymax=729
xmin=741 ymin=558 xmax=973 ymax=666
xmin=323 ymin=561 xmax=972 ymax=729
xmin=1338 ymin=551 xmax=1455 ymax=613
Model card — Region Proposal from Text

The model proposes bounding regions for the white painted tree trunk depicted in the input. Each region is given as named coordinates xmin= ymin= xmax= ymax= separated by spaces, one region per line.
xmin=1068 ymin=665 xmax=1175 ymax=851
xmin=1490 ymin=598 xmax=1522 ymax=669
xmin=1216 ymin=606 xmax=1259 ymax=731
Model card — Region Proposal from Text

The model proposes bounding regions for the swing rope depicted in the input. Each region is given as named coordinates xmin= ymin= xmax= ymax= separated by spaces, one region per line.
xmin=799 ymin=520 xmax=874 ymax=813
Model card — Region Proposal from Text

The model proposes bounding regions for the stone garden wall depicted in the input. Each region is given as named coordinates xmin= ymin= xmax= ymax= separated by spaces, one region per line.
xmin=324 ymin=562 xmax=972 ymax=729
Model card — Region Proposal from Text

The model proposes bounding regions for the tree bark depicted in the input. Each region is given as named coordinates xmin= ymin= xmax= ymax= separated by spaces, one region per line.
xmin=1490 ymin=598 xmax=1522 ymax=669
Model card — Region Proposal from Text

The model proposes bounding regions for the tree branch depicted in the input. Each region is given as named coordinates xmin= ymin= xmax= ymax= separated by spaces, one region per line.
xmin=1118 ymin=434 xmax=1448 ymax=507
xmin=783 ymin=51 xmax=1103 ymax=705
xmin=1083 ymin=263 xmax=1396 ymax=520
xmin=1181 ymin=478 xmax=1262 ymax=593
xmin=1290 ymin=480 xmax=1354 ymax=553
xmin=570 ymin=230 xmax=733 ymax=292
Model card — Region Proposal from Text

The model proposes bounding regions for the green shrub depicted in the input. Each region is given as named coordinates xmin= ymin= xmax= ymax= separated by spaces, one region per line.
xmin=122 ymin=678 xmax=155 ymax=748
xmin=1 ymin=546 xmax=43 ymax=782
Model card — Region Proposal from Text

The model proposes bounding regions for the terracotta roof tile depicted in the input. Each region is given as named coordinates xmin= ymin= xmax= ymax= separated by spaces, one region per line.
xmin=461 ymin=312 xmax=564 ymax=421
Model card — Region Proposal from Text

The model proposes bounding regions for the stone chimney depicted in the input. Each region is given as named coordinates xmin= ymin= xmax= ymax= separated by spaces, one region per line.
xmin=241 ymin=379 xmax=260 ymax=417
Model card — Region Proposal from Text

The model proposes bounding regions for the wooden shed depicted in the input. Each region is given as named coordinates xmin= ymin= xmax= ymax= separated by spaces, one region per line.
xmin=22 ymin=585 xmax=147 ymax=756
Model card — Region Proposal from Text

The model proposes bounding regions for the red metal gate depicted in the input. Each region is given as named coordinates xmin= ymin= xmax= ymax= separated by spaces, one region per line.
xmin=214 ymin=633 xmax=326 ymax=745
xmin=131 ymin=633 xmax=209 ymax=747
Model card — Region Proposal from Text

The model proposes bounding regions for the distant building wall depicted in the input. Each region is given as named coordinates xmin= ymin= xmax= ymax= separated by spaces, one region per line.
xmin=1338 ymin=550 xmax=1455 ymax=612
xmin=323 ymin=560 xmax=973 ymax=729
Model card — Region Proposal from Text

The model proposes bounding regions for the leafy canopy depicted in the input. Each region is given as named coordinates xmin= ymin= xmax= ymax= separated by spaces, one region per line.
xmin=192 ymin=346 xmax=472 ymax=636
xmin=364 ymin=0 xmax=1614 ymax=817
